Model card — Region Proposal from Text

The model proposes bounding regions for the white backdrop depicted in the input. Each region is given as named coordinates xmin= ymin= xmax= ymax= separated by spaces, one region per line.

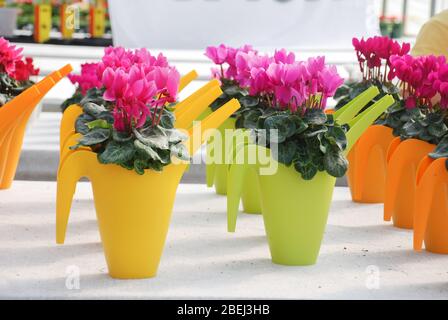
xmin=108 ymin=0 xmax=379 ymax=49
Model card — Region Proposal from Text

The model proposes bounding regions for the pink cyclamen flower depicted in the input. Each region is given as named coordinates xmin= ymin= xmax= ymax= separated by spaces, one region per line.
xmin=0 ymin=37 xmax=23 ymax=76
xmin=100 ymin=47 xmax=180 ymax=131
xmin=68 ymin=63 xmax=101 ymax=94
xmin=389 ymin=54 xmax=445 ymax=109
xmin=204 ymin=44 xmax=233 ymax=65
xmin=352 ymin=36 xmax=410 ymax=80
xmin=205 ymin=44 xmax=257 ymax=80
xmin=13 ymin=57 xmax=39 ymax=82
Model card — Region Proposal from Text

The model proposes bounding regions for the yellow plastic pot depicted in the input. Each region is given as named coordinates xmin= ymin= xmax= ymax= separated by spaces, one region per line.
xmin=347 ymin=125 xmax=395 ymax=203
xmin=0 ymin=65 xmax=72 ymax=189
xmin=384 ymin=138 xmax=436 ymax=229
xmin=227 ymin=91 xmax=394 ymax=265
xmin=57 ymin=90 xmax=240 ymax=279
xmin=414 ymin=157 xmax=448 ymax=254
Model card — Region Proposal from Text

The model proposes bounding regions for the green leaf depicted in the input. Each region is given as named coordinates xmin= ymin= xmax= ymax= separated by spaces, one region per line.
xmin=294 ymin=161 xmax=318 ymax=180
xmin=303 ymin=109 xmax=327 ymax=125
xmin=290 ymin=115 xmax=308 ymax=134
xmin=303 ymin=125 xmax=328 ymax=138
xmin=429 ymin=135 xmax=448 ymax=159
xmin=78 ymin=128 xmax=111 ymax=146
xmin=134 ymin=140 xmax=164 ymax=162
xmin=134 ymin=126 xmax=170 ymax=150
xmin=159 ymin=109 xmax=176 ymax=129
xmin=86 ymin=119 xmax=112 ymax=130
xmin=324 ymin=148 xmax=348 ymax=178
xmin=274 ymin=140 xmax=297 ymax=166
xmin=243 ymin=109 xmax=263 ymax=129
xmin=325 ymin=126 xmax=348 ymax=151
xmin=224 ymin=85 xmax=246 ymax=96
xmin=98 ymin=141 xmax=135 ymax=165
xmin=427 ymin=123 xmax=448 ymax=139
xmin=264 ymin=114 xmax=296 ymax=143
xmin=164 ymin=128 xmax=188 ymax=144
xmin=83 ymin=102 xmax=107 ymax=117
xmin=75 ymin=113 xmax=95 ymax=135
xmin=239 ymin=96 xmax=259 ymax=108
xmin=133 ymin=159 xmax=148 ymax=175
xmin=112 ymin=130 xmax=133 ymax=142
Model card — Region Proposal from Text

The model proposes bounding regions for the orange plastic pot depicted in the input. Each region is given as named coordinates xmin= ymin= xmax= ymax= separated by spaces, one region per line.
xmin=347 ymin=125 xmax=395 ymax=203
xmin=0 ymin=65 xmax=72 ymax=189
xmin=384 ymin=138 xmax=436 ymax=229
xmin=413 ymin=157 xmax=448 ymax=254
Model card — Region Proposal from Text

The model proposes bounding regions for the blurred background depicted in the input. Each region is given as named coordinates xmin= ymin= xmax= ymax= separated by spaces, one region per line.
xmin=1 ymin=0 xmax=448 ymax=47
xmin=1 ymin=0 xmax=447 ymax=182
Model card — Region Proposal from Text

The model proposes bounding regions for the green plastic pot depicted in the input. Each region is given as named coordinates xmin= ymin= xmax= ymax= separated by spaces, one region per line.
xmin=204 ymin=108 xmax=262 ymax=214
xmin=227 ymin=88 xmax=394 ymax=265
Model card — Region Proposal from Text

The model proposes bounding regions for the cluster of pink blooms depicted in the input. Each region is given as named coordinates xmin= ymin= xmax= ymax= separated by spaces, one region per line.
xmin=388 ymin=54 xmax=447 ymax=109
xmin=68 ymin=46 xmax=180 ymax=131
xmin=0 ymin=37 xmax=39 ymax=81
xmin=67 ymin=63 xmax=102 ymax=95
xmin=352 ymin=36 xmax=410 ymax=82
xmin=205 ymin=44 xmax=344 ymax=112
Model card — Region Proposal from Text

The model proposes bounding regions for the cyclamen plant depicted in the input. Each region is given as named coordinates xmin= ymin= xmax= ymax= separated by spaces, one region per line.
xmin=0 ymin=37 xmax=39 ymax=107
xmin=71 ymin=47 xmax=190 ymax=175
xmin=206 ymin=44 xmax=346 ymax=180
xmin=61 ymin=62 xmax=102 ymax=111
xmin=386 ymin=54 xmax=448 ymax=144
xmin=335 ymin=36 xmax=411 ymax=135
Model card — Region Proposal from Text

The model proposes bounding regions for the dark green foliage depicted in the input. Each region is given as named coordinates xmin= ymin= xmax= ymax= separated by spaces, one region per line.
xmin=209 ymin=79 xmax=249 ymax=112
xmin=72 ymin=100 xmax=190 ymax=175
xmin=334 ymin=79 xmax=411 ymax=137
xmin=61 ymin=87 xmax=106 ymax=113
xmin=0 ymin=73 xmax=34 ymax=107
xmin=429 ymin=134 xmax=448 ymax=160
xmin=254 ymin=109 xmax=349 ymax=180
xmin=399 ymin=109 xmax=448 ymax=145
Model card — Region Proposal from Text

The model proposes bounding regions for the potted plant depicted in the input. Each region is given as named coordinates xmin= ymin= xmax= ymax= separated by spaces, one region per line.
xmin=204 ymin=45 xmax=300 ymax=214
xmin=203 ymin=44 xmax=253 ymax=194
xmin=413 ymin=62 xmax=448 ymax=252
xmin=334 ymin=36 xmax=411 ymax=203
xmin=56 ymin=46 xmax=240 ymax=279
xmin=59 ymin=59 xmax=198 ymax=155
xmin=226 ymin=54 xmax=395 ymax=265
xmin=384 ymin=54 xmax=448 ymax=229
xmin=0 ymin=37 xmax=70 ymax=189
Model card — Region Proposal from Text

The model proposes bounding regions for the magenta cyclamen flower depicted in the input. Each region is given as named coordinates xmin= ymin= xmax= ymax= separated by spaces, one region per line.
xmin=266 ymin=62 xmax=303 ymax=110
xmin=429 ymin=63 xmax=448 ymax=109
xmin=205 ymin=44 xmax=343 ymax=112
xmin=205 ymin=44 xmax=257 ymax=80
xmin=389 ymin=54 xmax=445 ymax=109
xmin=99 ymin=47 xmax=180 ymax=131
xmin=352 ymin=36 xmax=410 ymax=81
xmin=68 ymin=63 xmax=102 ymax=94
xmin=235 ymin=51 xmax=273 ymax=94
xmin=205 ymin=44 xmax=233 ymax=65
xmin=0 ymin=37 xmax=24 ymax=77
